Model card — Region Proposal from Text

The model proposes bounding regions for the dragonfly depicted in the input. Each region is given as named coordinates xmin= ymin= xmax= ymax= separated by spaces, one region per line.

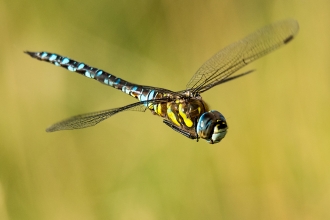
xmin=25 ymin=19 xmax=299 ymax=144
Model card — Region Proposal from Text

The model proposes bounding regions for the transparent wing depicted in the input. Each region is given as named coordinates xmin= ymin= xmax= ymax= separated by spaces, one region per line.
xmin=46 ymin=101 xmax=149 ymax=132
xmin=186 ymin=19 xmax=299 ymax=93
xmin=196 ymin=70 xmax=255 ymax=93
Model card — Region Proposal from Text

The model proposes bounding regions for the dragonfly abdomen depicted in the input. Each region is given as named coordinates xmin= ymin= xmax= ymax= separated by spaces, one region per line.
xmin=25 ymin=51 xmax=162 ymax=103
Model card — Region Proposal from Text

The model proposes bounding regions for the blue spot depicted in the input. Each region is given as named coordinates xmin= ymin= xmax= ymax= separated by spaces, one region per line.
xmin=140 ymin=94 xmax=147 ymax=101
xmin=122 ymin=86 xmax=127 ymax=93
xmin=85 ymin=71 xmax=92 ymax=78
xmin=77 ymin=63 xmax=85 ymax=70
xmin=146 ymin=91 xmax=155 ymax=107
xmin=61 ymin=58 xmax=69 ymax=65
xmin=114 ymin=78 xmax=121 ymax=85
xmin=49 ymin=54 xmax=57 ymax=61
xmin=54 ymin=62 xmax=60 ymax=66
xmin=140 ymin=94 xmax=149 ymax=107
xmin=68 ymin=66 xmax=76 ymax=72
xmin=122 ymin=86 xmax=130 ymax=94
xmin=106 ymin=75 xmax=113 ymax=86
xmin=104 ymin=78 xmax=109 ymax=84
xmin=147 ymin=90 xmax=155 ymax=100
xmin=41 ymin=52 xmax=47 ymax=58
xmin=129 ymin=86 xmax=138 ymax=96
xmin=96 ymin=70 xmax=103 ymax=77
xmin=138 ymin=89 xmax=144 ymax=100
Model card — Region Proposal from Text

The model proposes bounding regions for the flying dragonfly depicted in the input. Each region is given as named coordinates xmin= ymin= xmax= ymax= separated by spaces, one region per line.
xmin=25 ymin=19 xmax=299 ymax=144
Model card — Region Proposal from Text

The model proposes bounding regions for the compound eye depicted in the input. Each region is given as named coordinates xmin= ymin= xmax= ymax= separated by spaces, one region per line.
xmin=196 ymin=112 xmax=215 ymax=139
xmin=197 ymin=110 xmax=228 ymax=144
xmin=216 ymin=120 xmax=227 ymax=130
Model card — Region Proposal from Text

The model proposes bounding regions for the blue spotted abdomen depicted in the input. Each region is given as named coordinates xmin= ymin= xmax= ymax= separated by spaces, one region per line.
xmin=25 ymin=51 xmax=163 ymax=105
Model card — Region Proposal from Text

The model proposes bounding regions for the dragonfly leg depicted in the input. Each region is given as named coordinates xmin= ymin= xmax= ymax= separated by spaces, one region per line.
xmin=194 ymin=118 xmax=199 ymax=142
xmin=163 ymin=120 xmax=197 ymax=140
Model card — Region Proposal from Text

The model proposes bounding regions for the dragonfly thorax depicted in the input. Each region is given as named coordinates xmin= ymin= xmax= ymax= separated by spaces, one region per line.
xmin=159 ymin=97 xmax=228 ymax=144
xmin=182 ymin=90 xmax=200 ymax=98
xmin=162 ymin=98 xmax=208 ymax=130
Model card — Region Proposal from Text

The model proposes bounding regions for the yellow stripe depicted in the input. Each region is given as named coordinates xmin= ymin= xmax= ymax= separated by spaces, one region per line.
xmin=179 ymin=104 xmax=193 ymax=127
xmin=167 ymin=108 xmax=180 ymax=126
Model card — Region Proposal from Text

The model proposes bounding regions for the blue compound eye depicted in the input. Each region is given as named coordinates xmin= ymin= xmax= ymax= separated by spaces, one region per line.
xmin=197 ymin=110 xmax=228 ymax=144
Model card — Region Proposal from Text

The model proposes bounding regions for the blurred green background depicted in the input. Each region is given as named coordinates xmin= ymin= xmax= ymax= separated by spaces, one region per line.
xmin=1 ymin=0 xmax=329 ymax=219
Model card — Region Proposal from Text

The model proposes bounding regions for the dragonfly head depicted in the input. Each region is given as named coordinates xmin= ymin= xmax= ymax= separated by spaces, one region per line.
xmin=197 ymin=110 xmax=227 ymax=144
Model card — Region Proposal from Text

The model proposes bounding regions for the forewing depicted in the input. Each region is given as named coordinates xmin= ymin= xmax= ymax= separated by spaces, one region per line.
xmin=186 ymin=19 xmax=299 ymax=92
xmin=197 ymin=70 xmax=255 ymax=93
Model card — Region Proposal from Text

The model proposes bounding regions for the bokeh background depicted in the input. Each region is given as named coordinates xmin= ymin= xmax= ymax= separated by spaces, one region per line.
xmin=1 ymin=0 xmax=329 ymax=219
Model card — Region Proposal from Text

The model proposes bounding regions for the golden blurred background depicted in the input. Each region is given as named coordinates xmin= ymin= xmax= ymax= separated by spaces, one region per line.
xmin=0 ymin=0 xmax=329 ymax=219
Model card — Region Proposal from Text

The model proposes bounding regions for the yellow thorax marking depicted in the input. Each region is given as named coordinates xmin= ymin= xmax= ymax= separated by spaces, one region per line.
xmin=167 ymin=107 xmax=180 ymax=126
xmin=178 ymin=104 xmax=193 ymax=127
